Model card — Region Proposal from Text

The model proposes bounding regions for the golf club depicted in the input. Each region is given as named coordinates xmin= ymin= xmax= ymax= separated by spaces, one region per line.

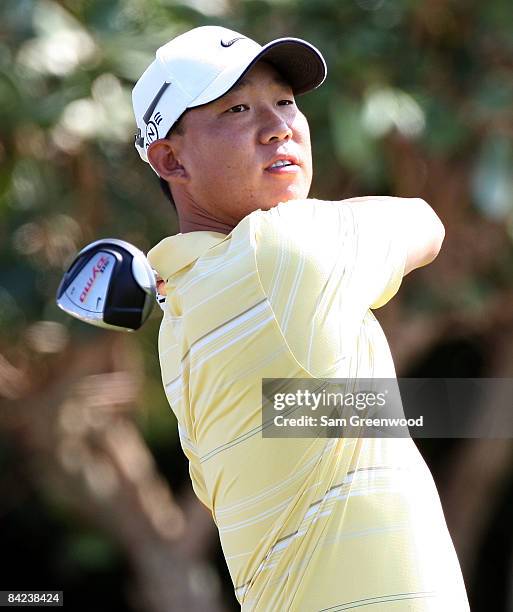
xmin=56 ymin=238 xmax=156 ymax=331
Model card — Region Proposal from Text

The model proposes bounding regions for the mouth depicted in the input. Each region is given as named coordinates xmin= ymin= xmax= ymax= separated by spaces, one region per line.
xmin=264 ymin=156 xmax=301 ymax=174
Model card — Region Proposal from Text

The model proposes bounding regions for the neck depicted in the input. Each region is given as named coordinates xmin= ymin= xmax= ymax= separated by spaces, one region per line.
xmin=178 ymin=216 xmax=233 ymax=235
xmin=174 ymin=192 xmax=234 ymax=235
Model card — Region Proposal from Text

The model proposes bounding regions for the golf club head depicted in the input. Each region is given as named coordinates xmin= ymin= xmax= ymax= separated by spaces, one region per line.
xmin=56 ymin=238 xmax=156 ymax=331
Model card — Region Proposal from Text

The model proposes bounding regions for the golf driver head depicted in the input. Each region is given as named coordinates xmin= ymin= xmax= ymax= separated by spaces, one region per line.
xmin=56 ymin=238 xmax=156 ymax=331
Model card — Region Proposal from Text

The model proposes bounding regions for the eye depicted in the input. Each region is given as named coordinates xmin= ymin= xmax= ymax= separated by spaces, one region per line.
xmin=227 ymin=104 xmax=249 ymax=113
xmin=278 ymin=99 xmax=295 ymax=106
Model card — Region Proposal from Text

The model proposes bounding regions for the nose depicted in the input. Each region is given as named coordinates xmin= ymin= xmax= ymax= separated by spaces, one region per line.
xmin=258 ymin=108 xmax=293 ymax=144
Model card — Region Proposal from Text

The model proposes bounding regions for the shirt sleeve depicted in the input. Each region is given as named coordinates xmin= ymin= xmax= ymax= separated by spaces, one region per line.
xmin=339 ymin=197 xmax=408 ymax=309
xmin=257 ymin=197 xmax=408 ymax=311
xmin=254 ymin=198 xmax=408 ymax=377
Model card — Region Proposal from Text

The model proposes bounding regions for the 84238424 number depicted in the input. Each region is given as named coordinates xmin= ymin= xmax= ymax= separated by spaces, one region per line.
xmin=0 ymin=591 xmax=63 ymax=607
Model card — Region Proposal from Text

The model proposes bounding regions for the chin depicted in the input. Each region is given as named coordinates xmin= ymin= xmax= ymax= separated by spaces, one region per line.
xmin=246 ymin=185 xmax=308 ymax=216
xmin=263 ymin=199 xmax=284 ymax=210
xmin=278 ymin=186 xmax=309 ymax=204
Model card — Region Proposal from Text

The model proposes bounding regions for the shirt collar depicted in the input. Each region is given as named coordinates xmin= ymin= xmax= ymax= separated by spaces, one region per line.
xmin=147 ymin=231 xmax=228 ymax=280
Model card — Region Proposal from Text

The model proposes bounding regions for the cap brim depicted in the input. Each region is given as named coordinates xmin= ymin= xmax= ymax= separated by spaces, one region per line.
xmin=190 ymin=37 xmax=326 ymax=109
xmin=253 ymin=38 xmax=327 ymax=96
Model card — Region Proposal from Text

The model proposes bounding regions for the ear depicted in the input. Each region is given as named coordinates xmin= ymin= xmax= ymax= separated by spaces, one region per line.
xmin=147 ymin=139 xmax=188 ymax=183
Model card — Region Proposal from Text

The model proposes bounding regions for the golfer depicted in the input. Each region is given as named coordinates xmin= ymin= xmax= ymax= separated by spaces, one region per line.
xmin=132 ymin=25 xmax=470 ymax=611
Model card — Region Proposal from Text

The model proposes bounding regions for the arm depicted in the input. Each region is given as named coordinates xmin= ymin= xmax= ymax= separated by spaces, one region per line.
xmin=342 ymin=196 xmax=445 ymax=277
xmin=257 ymin=196 xmax=443 ymax=318
xmin=402 ymin=198 xmax=445 ymax=276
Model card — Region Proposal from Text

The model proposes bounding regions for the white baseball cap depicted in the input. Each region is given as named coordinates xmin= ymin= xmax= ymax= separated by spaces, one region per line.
xmin=132 ymin=25 xmax=327 ymax=165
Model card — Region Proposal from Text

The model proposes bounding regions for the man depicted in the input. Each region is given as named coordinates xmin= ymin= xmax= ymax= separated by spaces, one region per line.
xmin=132 ymin=25 xmax=470 ymax=610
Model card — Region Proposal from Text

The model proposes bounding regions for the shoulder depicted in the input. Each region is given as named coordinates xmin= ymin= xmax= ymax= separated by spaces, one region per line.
xmin=250 ymin=200 xmax=347 ymax=291
xmin=252 ymin=198 xmax=342 ymax=243
xmin=259 ymin=198 xmax=334 ymax=223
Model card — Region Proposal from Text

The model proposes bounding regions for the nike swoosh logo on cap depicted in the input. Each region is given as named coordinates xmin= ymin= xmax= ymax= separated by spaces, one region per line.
xmin=220 ymin=36 xmax=245 ymax=47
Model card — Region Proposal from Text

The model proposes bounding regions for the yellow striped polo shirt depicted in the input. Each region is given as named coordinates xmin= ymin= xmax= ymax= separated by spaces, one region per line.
xmin=147 ymin=198 xmax=470 ymax=611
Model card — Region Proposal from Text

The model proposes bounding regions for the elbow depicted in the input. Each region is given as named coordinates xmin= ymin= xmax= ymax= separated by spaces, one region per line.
xmin=404 ymin=199 xmax=445 ymax=274
xmin=428 ymin=205 xmax=445 ymax=262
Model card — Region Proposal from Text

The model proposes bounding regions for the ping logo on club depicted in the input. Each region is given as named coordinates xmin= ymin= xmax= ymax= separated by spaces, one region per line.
xmin=80 ymin=255 xmax=110 ymax=303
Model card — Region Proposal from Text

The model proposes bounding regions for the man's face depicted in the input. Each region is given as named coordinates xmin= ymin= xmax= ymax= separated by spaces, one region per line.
xmin=169 ymin=61 xmax=313 ymax=226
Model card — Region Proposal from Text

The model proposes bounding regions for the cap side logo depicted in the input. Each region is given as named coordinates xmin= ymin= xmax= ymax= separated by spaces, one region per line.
xmin=221 ymin=36 xmax=245 ymax=48
xmin=145 ymin=121 xmax=158 ymax=146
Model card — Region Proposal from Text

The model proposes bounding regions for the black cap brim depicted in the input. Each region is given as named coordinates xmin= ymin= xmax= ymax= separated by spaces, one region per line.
xmin=251 ymin=38 xmax=327 ymax=95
